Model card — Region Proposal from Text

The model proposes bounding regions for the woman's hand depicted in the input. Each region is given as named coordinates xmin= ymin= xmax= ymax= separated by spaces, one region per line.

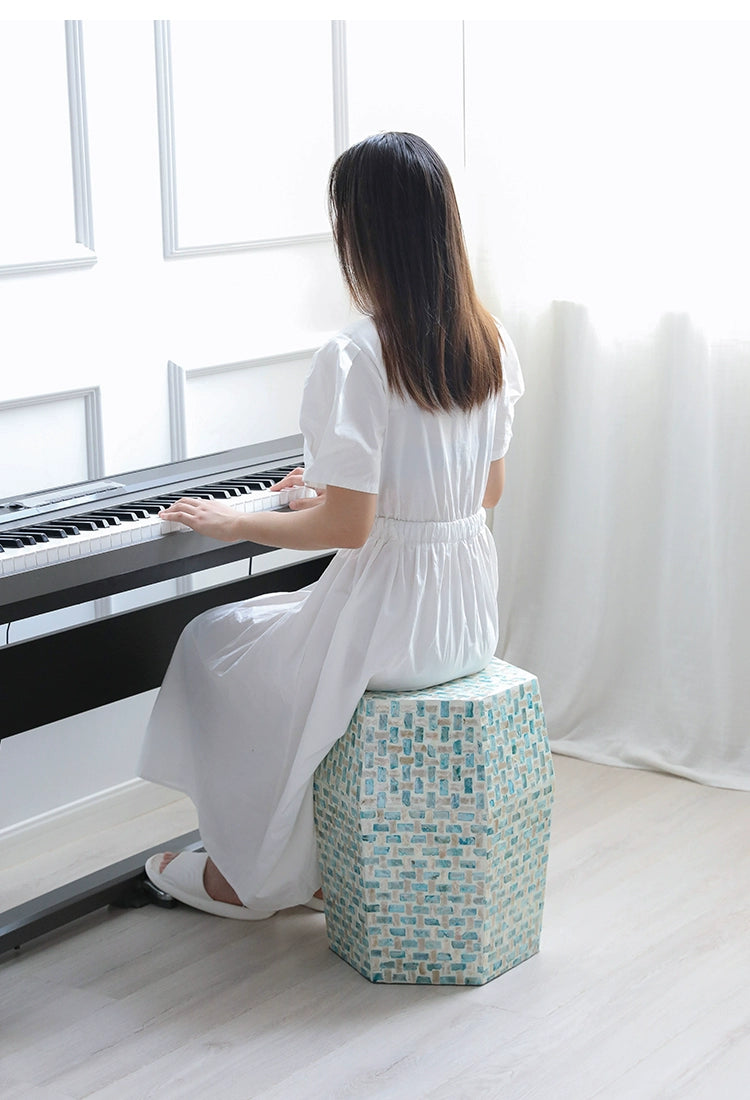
xmin=160 ymin=477 xmax=375 ymax=552
xmin=270 ymin=467 xmax=306 ymax=492
xmin=159 ymin=498 xmax=241 ymax=542
xmin=271 ymin=467 xmax=325 ymax=511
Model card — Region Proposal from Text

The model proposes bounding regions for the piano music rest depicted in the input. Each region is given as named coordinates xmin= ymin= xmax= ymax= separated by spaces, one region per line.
xmin=0 ymin=436 xmax=333 ymax=956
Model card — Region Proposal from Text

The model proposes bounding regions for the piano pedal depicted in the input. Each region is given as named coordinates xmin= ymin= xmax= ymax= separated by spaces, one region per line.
xmin=141 ymin=877 xmax=178 ymax=908
xmin=110 ymin=873 xmax=177 ymax=909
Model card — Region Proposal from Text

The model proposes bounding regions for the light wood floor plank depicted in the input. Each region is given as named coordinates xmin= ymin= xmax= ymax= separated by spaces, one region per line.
xmin=591 ymin=980 xmax=750 ymax=1100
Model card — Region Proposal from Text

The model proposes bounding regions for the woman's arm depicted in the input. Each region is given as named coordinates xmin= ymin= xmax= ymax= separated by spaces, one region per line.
xmin=482 ymin=458 xmax=505 ymax=508
xmin=158 ymin=478 xmax=377 ymax=552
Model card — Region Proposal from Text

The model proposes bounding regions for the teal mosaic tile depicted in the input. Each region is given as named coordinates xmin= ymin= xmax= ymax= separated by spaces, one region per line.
xmin=313 ymin=657 xmax=555 ymax=985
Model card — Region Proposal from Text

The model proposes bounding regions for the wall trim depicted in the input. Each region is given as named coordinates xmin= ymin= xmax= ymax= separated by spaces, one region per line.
xmin=0 ymin=386 xmax=104 ymax=480
xmin=167 ymin=359 xmax=188 ymax=462
xmin=331 ymin=21 xmax=349 ymax=155
xmin=154 ymin=21 xmax=179 ymax=260
xmin=66 ymin=19 xmax=95 ymax=251
xmin=154 ymin=20 xmax=340 ymax=258
xmin=0 ymin=21 xmax=97 ymax=278
xmin=168 ymin=348 xmax=317 ymax=461
xmin=0 ymin=777 xmax=188 ymax=860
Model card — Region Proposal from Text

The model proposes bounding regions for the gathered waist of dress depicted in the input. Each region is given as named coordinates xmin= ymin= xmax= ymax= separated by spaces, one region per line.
xmin=369 ymin=510 xmax=487 ymax=545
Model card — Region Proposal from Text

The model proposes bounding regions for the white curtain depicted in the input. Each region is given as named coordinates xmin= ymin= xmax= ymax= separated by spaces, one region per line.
xmin=465 ymin=20 xmax=750 ymax=790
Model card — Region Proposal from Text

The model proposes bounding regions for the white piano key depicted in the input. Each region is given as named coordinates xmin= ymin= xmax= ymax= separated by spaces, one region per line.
xmin=9 ymin=546 xmax=38 ymax=572
xmin=159 ymin=519 xmax=191 ymax=535
xmin=130 ymin=520 xmax=156 ymax=541
xmin=84 ymin=528 xmax=114 ymax=552
xmin=1 ymin=546 xmax=35 ymax=574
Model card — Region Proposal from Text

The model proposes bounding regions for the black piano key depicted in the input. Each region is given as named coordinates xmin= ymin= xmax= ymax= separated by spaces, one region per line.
xmin=66 ymin=514 xmax=116 ymax=529
xmin=63 ymin=518 xmax=102 ymax=532
xmin=262 ymin=466 xmax=300 ymax=477
xmin=218 ymin=478 xmax=278 ymax=487
xmin=94 ymin=507 xmax=151 ymax=520
xmin=120 ymin=501 xmax=165 ymax=514
xmin=1 ymin=534 xmax=32 ymax=548
xmin=183 ymin=485 xmax=238 ymax=498
xmin=157 ymin=495 xmax=216 ymax=503
xmin=135 ymin=493 xmax=220 ymax=507
xmin=225 ymin=478 xmax=276 ymax=490
xmin=204 ymin=482 xmax=255 ymax=494
xmin=74 ymin=513 xmax=123 ymax=526
xmin=79 ymin=509 xmax=139 ymax=522
xmin=3 ymin=529 xmax=49 ymax=544
xmin=20 ymin=525 xmax=79 ymax=538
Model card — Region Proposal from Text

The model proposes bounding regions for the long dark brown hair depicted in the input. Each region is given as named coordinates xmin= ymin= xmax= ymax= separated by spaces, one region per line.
xmin=328 ymin=132 xmax=503 ymax=412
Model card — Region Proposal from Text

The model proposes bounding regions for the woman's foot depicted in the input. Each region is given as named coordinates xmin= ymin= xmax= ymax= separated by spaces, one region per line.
xmin=158 ymin=851 xmax=242 ymax=906
xmin=303 ymin=887 xmax=326 ymax=912
xmin=145 ymin=852 xmax=275 ymax=921
xmin=155 ymin=853 xmax=323 ymax=913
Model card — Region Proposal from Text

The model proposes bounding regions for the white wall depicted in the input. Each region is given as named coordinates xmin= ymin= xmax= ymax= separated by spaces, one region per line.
xmin=0 ymin=19 xmax=465 ymax=831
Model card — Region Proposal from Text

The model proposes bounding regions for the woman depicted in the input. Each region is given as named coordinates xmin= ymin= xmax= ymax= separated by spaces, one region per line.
xmin=140 ymin=132 xmax=524 ymax=918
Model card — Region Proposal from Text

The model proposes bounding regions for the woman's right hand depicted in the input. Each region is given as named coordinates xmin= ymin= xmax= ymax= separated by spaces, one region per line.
xmin=271 ymin=467 xmax=306 ymax=492
xmin=271 ymin=467 xmax=325 ymax=510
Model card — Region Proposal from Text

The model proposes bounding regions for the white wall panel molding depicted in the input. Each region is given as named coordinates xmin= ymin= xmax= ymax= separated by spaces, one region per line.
xmin=154 ymin=20 xmax=346 ymax=258
xmin=81 ymin=385 xmax=105 ymax=477
xmin=155 ymin=22 xmax=179 ymax=260
xmin=66 ymin=20 xmax=95 ymax=253
xmin=0 ymin=387 xmax=103 ymax=499
xmin=168 ymin=349 xmax=316 ymax=461
xmin=167 ymin=359 xmax=188 ymax=462
xmin=331 ymin=21 xmax=349 ymax=156
xmin=0 ymin=21 xmax=96 ymax=278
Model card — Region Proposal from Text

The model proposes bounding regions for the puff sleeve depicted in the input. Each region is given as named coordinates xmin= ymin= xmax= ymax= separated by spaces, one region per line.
xmin=491 ymin=325 xmax=525 ymax=460
xmin=300 ymin=335 xmax=388 ymax=494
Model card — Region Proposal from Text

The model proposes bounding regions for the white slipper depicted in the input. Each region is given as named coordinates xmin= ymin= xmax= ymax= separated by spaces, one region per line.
xmin=145 ymin=852 xmax=276 ymax=921
xmin=303 ymin=895 xmax=326 ymax=912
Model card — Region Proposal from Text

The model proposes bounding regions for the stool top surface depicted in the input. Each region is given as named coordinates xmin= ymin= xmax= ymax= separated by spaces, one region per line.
xmin=363 ymin=657 xmax=537 ymax=705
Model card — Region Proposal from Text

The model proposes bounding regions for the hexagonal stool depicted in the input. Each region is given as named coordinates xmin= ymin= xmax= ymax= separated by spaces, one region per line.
xmin=313 ymin=657 xmax=554 ymax=985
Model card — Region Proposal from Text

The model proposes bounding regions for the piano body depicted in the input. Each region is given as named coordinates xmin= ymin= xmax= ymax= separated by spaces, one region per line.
xmin=0 ymin=434 xmax=332 ymax=954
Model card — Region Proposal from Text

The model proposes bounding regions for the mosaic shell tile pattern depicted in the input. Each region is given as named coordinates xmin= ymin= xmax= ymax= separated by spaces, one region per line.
xmin=313 ymin=657 xmax=555 ymax=985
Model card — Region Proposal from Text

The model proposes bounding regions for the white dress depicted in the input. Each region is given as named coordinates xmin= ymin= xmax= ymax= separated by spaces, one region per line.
xmin=138 ymin=316 xmax=523 ymax=910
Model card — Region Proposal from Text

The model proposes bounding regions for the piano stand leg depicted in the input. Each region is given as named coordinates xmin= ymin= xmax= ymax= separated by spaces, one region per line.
xmin=0 ymin=828 xmax=201 ymax=956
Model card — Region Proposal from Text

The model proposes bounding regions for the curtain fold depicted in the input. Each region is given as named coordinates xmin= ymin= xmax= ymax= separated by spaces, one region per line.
xmin=489 ymin=306 xmax=749 ymax=789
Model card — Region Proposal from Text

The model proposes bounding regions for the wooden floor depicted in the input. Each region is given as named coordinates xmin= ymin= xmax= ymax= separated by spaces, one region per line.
xmin=1 ymin=756 xmax=749 ymax=1099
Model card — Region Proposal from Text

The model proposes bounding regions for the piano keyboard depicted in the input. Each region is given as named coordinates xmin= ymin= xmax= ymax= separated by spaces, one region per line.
xmin=0 ymin=464 xmax=313 ymax=577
